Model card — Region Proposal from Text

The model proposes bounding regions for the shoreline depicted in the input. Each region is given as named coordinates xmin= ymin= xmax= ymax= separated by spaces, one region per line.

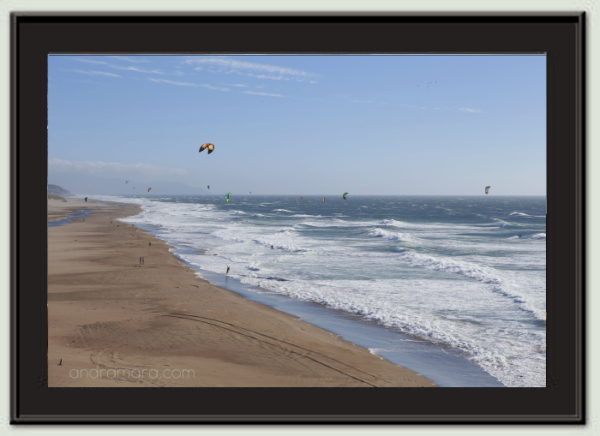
xmin=120 ymin=200 xmax=504 ymax=387
xmin=48 ymin=199 xmax=435 ymax=387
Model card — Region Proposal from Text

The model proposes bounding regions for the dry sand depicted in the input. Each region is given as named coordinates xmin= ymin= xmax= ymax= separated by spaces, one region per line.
xmin=48 ymin=200 xmax=435 ymax=387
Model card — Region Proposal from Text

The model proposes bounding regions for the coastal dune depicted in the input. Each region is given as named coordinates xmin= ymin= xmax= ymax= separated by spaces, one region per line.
xmin=48 ymin=200 xmax=434 ymax=387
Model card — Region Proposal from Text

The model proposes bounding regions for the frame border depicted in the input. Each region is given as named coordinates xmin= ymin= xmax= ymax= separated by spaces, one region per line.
xmin=11 ymin=12 xmax=585 ymax=424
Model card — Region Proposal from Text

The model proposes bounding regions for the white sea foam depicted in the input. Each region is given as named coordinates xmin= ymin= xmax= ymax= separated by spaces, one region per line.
xmin=368 ymin=228 xmax=418 ymax=243
xmin=379 ymin=218 xmax=412 ymax=227
xmin=395 ymin=250 xmax=546 ymax=320
xmin=297 ymin=219 xmax=375 ymax=228
xmin=236 ymin=276 xmax=546 ymax=387
xmin=510 ymin=211 xmax=546 ymax=218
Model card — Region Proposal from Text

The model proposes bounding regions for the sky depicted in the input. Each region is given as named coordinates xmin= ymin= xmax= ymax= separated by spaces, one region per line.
xmin=48 ymin=54 xmax=546 ymax=195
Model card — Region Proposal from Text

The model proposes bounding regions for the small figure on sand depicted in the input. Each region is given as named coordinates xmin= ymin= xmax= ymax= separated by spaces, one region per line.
xmin=270 ymin=245 xmax=274 ymax=250
xmin=226 ymin=265 xmax=230 ymax=275
xmin=84 ymin=197 xmax=88 ymax=202
xmin=149 ymin=241 xmax=152 ymax=247
xmin=139 ymin=256 xmax=144 ymax=266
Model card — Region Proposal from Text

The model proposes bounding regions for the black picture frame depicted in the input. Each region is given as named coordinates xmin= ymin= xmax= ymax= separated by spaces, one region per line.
xmin=11 ymin=13 xmax=585 ymax=424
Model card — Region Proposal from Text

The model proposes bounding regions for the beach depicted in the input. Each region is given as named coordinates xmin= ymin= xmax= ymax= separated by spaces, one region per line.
xmin=47 ymin=199 xmax=435 ymax=387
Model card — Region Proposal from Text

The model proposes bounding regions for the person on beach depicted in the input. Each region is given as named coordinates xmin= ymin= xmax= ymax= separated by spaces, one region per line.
xmin=226 ymin=265 xmax=230 ymax=275
xmin=84 ymin=197 xmax=88 ymax=202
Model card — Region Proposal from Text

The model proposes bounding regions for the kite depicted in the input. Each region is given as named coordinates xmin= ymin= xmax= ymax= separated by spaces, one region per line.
xmin=342 ymin=192 xmax=349 ymax=200
xmin=199 ymin=143 xmax=215 ymax=154
xmin=485 ymin=186 xmax=491 ymax=195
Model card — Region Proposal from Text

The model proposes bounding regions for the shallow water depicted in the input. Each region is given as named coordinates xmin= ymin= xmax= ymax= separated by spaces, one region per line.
xmin=47 ymin=209 xmax=92 ymax=227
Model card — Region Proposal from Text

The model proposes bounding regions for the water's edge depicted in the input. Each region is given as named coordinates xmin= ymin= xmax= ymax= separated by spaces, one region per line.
xmin=48 ymin=208 xmax=92 ymax=227
xmin=132 ymin=218 xmax=504 ymax=388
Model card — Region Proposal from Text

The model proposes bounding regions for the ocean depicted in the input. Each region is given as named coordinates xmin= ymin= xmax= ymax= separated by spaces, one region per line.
xmin=95 ymin=194 xmax=546 ymax=387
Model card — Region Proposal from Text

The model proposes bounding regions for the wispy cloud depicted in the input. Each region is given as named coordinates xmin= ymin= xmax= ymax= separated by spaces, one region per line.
xmin=243 ymin=90 xmax=284 ymax=98
xmin=66 ymin=69 xmax=121 ymax=78
xmin=110 ymin=65 xmax=165 ymax=75
xmin=184 ymin=57 xmax=316 ymax=82
xmin=73 ymin=57 xmax=164 ymax=75
xmin=148 ymin=78 xmax=230 ymax=92
xmin=49 ymin=158 xmax=187 ymax=179
xmin=458 ymin=107 xmax=482 ymax=113
xmin=74 ymin=58 xmax=109 ymax=65
xmin=107 ymin=56 xmax=150 ymax=63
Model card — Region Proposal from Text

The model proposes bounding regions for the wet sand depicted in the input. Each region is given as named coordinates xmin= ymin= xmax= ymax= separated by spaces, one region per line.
xmin=48 ymin=200 xmax=435 ymax=387
xmin=48 ymin=197 xmax=96 ymax=221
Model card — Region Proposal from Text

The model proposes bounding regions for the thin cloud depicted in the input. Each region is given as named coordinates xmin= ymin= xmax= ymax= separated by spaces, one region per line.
xmin=66 ymin=69 xmax=121 ymax=78
xmin=243 ymin=90 xmax=284 ymax=98
xmin=107 ymin=56 xmax=150 ymax=63
xmin=184 ymin=57 xmax=316 ymax=81
xmin=110 ymin=65 xmax=165 ymax=75
xmin=148 ymin=78 xmax=229 ymax=92
xmin=74 ymin=58 xmax=109 ymax=65
xmin=49 ymin=158 xmax=187 ymax=178
xmin=458 ymin=107 xmax=482 ymax=113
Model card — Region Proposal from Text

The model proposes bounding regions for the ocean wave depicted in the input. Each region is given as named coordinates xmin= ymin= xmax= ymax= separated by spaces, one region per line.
xmin=237 ymin=276 xmax=545 ymax=387
xmin=396 ymin=250 xmax=545 ymax=320
xmin=379 ymin=218 xmax=487 ymax=232
xmin=505 ymin=233 xmax=546 ymax=240
xmin=483 ymin=218 xmax=526 ymax=228
xmin=368 ymin=228 xmax=418 ymax=243
xmin=297 ymin=219 xmax=375 ymax=228
xmin=379 ymin=219 xmax=411 ymax=227
xmin=273 ymin=208 xmax=293 ymax=213
xmin=398 ymin=251 xmax=502 ymax=285
xmin=251 ymin=236 xmax=306 ymax=252
xmin=510 ymin=211 xmax=546 ymax=218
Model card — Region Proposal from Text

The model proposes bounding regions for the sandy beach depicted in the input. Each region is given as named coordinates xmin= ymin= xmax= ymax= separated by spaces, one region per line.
xmin=47 ymin=199 xmax=435 ymax=387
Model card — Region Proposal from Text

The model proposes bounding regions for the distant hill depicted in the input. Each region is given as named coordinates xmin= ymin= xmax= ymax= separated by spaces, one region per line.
xmin=47 ymin=184 xmax=71 ymax=197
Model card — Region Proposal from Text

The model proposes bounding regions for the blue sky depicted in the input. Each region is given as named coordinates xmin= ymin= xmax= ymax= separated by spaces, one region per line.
xmin=48 ymin=55 xmax=546 ymax=195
